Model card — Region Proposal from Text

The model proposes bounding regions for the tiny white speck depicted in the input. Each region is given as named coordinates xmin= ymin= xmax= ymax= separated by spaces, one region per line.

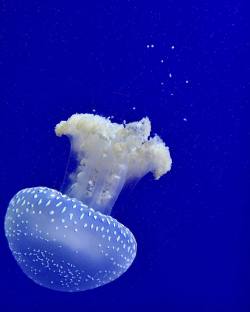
xmin=183 ymin=117 xmax=188 ymax=122
xmin=51 ymin=218 xmax=55 ymax=223
xmin=160 ymin=59 xmax=164 ymax=63
xmin=46 ymin=200 xmax=51 ymax=207
xmin=171 ymin=45 xmax=175 ymax=50
xmin=185 ymin=80 xmax=189 ymax=84
xmin=80 ymin=213 xmax=85 ymax=220
xmin=56 ymin=201 xmax=62 ymax=207
xmin=49 ymin=210 xmax=55 ymax=215
xmin=169 ymin=73 xmax=172 ymax=78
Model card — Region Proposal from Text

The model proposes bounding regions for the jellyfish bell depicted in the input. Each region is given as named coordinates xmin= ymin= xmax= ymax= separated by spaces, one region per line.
xmin=4 ymin=113 xmax=172 ymax=292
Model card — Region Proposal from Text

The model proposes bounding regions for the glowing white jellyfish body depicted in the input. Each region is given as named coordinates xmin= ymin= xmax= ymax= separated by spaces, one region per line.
xmin=4 ymin=113 xmax=172 ymax=292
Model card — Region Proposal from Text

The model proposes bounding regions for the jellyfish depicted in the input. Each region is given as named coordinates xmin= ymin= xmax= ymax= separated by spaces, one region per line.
xmin=4 ymin=113 xmax=172 ymax=292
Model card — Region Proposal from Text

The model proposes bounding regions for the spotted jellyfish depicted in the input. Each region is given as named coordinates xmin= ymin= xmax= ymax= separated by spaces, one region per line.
xmin=5 ymin=113 xmax=172 ymax=292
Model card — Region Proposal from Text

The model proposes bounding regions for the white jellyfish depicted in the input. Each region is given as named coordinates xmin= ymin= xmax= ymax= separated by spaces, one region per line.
xmin=5 ymin=113 xmax=172 ymax=292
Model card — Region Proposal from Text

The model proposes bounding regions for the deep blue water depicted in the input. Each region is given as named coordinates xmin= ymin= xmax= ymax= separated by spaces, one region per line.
xmin=0 ymin=1 xmax=249 ymax=311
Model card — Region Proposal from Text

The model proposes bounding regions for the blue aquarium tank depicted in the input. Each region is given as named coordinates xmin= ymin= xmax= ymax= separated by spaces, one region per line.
xmin=0 ymin=1 xmax=248 ymax=311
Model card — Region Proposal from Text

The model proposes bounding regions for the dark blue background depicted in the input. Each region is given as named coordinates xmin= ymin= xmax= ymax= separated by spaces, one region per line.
xmin=0 ymin=1 xmax=249 ymax=311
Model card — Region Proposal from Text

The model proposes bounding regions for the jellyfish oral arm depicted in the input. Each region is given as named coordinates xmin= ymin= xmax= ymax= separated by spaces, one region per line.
xmin=55 ymin=114 xmax=172 ymax=215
